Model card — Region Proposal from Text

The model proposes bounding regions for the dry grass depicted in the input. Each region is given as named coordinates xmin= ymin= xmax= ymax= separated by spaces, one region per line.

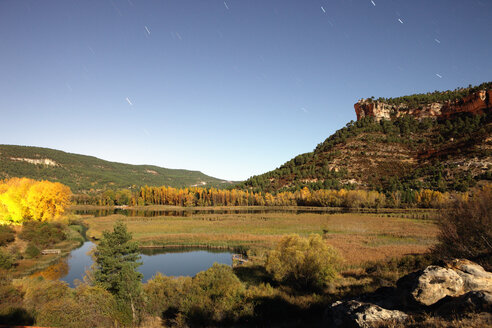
xmin=83 ymin=209 xmax=437 ymax=265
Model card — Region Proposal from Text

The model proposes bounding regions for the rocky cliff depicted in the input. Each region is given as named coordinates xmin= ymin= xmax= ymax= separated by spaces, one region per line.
xmin=355 ymin=89 xmax=492 ymax=121
xmin=237 ymin=83 xmax=492 ymax=193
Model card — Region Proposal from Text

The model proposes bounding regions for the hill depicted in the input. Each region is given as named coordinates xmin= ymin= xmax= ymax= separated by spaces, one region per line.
xmin=237 ymin=83 xmax=492 ymax=194
xmin=0 ymin=145 xmax=232 ymax=192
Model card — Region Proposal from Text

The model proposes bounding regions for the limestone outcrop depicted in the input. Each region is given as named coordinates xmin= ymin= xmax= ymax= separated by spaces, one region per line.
xmin=446 ymin=259 xmax=492 ymax=292
xmin=325 ymin=259 xmax=492 ymax=327
xmin=354 ymin=89 xmax=491 ymax=121
xmin=397 ymin=266 xmax=464 ymax=306
xmin=326 ymin=300 xmax=408 ymax=328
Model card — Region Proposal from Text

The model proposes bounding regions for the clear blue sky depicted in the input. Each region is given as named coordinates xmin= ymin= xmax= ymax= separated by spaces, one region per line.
xmin=1 ymin=0 xmax=491 ymax=181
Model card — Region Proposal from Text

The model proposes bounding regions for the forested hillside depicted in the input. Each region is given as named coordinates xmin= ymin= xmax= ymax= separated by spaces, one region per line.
xmin=237 ymin=86 xmax=492 ymax=194
xmin=0 ymin=145 xmax=232 ymax=192
xmin=375 ymin=81 xmax=492 ymax=106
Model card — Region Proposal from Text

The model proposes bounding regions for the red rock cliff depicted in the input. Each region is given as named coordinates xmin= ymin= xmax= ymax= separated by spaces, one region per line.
xmin=354 ymin=90 xmax=491 ymax=121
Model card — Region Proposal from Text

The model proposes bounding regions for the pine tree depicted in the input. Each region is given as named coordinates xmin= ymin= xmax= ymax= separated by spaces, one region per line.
xmin=93 ymin=220 xmax=143 ymax=323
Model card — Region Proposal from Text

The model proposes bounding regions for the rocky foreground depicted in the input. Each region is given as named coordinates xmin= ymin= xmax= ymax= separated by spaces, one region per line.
xmin=325 ymin=259 xmax=492 ymax=327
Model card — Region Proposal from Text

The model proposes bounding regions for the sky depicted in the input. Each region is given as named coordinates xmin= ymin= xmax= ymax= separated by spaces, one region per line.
xmin=1 ymin=0 xmax=491 ymax=181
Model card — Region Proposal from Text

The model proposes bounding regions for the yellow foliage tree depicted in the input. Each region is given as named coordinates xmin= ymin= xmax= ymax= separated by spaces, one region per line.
xmin=0 ymin=178 xmax=33 ymax=224
xmin=0 ymin=178 xmax=71 ymax=224
xmin=26 ymin=180 xmax=71 ymax=221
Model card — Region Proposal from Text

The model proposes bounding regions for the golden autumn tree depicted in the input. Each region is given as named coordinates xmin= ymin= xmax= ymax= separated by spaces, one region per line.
xmin=26 ymin=180 xmax=72 ymax=221
xmin=0 ymin=178 xmax=33 ymax=224
xmin=0 ymin=178 xmax=71 ymax=224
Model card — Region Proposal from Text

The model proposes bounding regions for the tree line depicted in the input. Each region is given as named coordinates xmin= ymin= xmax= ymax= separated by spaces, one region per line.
xmin=73 ymin=185 xmax=461 ymax=209
xmin=373 ymin=81 xmax=492 ymax=106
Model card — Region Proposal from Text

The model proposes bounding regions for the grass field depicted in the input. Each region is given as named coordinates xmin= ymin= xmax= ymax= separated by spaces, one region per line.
xmin=82 ymin=207 xmax=438 ymax=265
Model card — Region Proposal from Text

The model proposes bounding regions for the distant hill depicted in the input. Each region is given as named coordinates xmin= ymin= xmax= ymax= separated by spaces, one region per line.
xmin=237 ymin=83 xmax=492 ymax=193
xmin=0 ymin=145 xmax=233 ymax=192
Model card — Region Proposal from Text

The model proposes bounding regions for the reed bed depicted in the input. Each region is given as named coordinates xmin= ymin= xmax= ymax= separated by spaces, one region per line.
xmin=83 ymin=209 xmax=437 ymax=265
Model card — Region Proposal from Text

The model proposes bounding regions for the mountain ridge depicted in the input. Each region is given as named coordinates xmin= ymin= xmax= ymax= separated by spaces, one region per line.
xmin=0 ymin=144 xmax=233 ymax=192
xmin=236 ymin=83 xmax=492 ymax=194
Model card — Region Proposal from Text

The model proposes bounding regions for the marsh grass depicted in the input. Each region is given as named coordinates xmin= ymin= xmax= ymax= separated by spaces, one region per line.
xmin=83 ymin=208 xmax=438 ymax=265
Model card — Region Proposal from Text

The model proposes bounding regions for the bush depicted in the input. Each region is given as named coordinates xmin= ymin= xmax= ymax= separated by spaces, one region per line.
xmin=19 ymin=221 xmax=66 ymax=248
xmin=266 ymin=234 xmax=340 ymax=291
xmin=66 ymin=225 xmax=85 ymax=244
xmin=0 ymin=274 xmax=33 ymax=326
xmin=144 ymin=274 xmax=188 ymax=317
xmin=15 ymin=277 xmax=71 ymax=313
xmin=0 ymin=225 xmax=15 ymax=247
xmin=36 ymin=285 xmax=119 ymax=328
xmin=145 ymin=264 xmax=247 ymax=326
xmin=12 ymin=278 xmax=120 ymax=328
xmin=433 ymin=185 xmax=492 ymax=270
xmin=24 ymin=243 xmax=40 ymax=259
xmin=35 ymin=297 xmax=86 ymax=328
xmin=182 ymin=263 xmax=246 ymax=325
xmin=0 ymin=250 xmax=15 ymax=269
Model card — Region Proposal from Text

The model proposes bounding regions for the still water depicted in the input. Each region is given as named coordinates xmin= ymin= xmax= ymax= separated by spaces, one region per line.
xmin=72 ymin=207 xmax=349 ymax=217
xmin=37 ymin=242 xmax=232 ymax=288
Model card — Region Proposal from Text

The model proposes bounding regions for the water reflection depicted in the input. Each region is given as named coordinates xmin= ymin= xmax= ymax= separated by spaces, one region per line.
xmin=35 ymin=242 xmax=232 ymax=288
xmin=31 ymin=259 xmax=69 ymax=280
xmin=138 ymin=249 xmax=232 ymax=279
xmin=31 ymin=241 xmax=96 ymax=286
xmin=73 ymin=207 xmax=349 ymax=217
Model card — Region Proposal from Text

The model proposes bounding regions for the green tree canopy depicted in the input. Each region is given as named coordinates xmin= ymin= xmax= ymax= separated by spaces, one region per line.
xmin=93 ymin=220 xmax=143 ymax=324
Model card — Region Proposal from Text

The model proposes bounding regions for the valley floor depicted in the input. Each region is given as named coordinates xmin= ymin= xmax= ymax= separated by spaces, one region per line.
xmin=80 ymin=205 xmax=438 ymax=265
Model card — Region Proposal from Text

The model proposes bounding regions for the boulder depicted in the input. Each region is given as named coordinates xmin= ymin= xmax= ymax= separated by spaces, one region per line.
xmin=447 ymin=259 xmax=492 ymax=293
xmin=325 ymin=300 xmax=408 ymax=328
xmin=397 ymin=266 xmax=464 ymax=306
xmin=326 ymin=260 xmax=492 ymax=327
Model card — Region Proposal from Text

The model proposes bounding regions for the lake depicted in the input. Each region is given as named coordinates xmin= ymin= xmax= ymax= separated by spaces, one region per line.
xmin=34 ymin=242 xmax=233 ymax=287
xmin=72 ymin=207 xmax=351 ymax=217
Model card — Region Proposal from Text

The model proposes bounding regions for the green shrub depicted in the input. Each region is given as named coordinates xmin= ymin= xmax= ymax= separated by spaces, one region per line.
xmin=35 ymin=297 xmax=85 ymax=328
xmin=433 ymin=185 xmax=492 ymax=270
xmin=19 ymin=221 xmax=66 ymax=248
xmin=24 ymin=243 xmax=40 ymax=259
xmin=15 ymin=277 xmax=71 ymax=313
xmin=36 ymin=285 xmax=119 ymax=328
xmin=68 ymin=224 xmax=83 ymax=234
xmin=66 ymin=225 xmax=85 ymax=244
xmin=11 ymin=278 xmax=121 ymax=328
xmin=266 ymin=234 xmax=340 ymax=291
xmin=182 ymin=263 xmax=246 ymax=325
xmin=0 ymin=250 xmax=15 ymax=269
xmin=145 ymin=264 xmax=247 ymax=325
xmin=0 ymin=274 xmax=33 ymax=326
xmin=144 ymin=274 xmax=188 ymax=317
xmin=0 ymin=225 xmax=15 ymax=247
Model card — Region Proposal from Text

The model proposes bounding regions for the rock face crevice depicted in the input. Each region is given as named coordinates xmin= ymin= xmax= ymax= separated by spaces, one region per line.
xmin=354 ymin=90 xmax=492 ymax=121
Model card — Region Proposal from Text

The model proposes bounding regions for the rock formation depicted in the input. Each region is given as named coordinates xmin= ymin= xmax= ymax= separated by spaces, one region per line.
xmin=324 ymin=259 xmax=492 ymax=327
xmin=327 ymin=301 xmax=408 ymax=328
xmin=446 ymin=259 xmax=492 ymax=292
xmin=354 ymin=89 xmax=492 ymax=121
xmin=397 ymin=266 xmax=465 ymax=306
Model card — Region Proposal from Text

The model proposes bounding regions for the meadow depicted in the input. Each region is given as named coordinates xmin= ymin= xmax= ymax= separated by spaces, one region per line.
xmin=81 ymin=207 xmax=438 ymax=266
